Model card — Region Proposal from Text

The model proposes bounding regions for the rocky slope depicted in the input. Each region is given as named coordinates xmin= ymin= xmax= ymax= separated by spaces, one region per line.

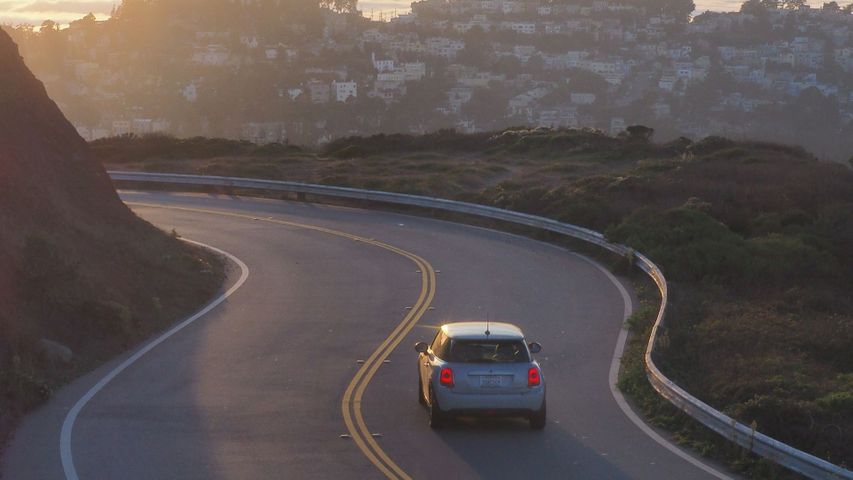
xmin=0 ymin=29 xmax=223 ymax=447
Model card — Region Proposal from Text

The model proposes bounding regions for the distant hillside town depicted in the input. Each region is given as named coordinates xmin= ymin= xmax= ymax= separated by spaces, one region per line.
xmin=3 ymin=0 xmax=852 ymax=160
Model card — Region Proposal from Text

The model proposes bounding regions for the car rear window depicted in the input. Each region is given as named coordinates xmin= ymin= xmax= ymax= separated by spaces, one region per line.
xmin=430 ymin=331 xmax=451 ymax=360
xmin=448 ymin=340 xmax=530 ymax=363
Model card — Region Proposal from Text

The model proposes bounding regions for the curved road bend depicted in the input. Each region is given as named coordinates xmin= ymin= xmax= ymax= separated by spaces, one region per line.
xmin=2 ymin=191 xmax=731 ymax=479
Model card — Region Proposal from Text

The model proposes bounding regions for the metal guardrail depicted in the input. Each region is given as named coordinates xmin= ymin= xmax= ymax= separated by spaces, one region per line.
xmin=110 ymin=171 xmax=851 ymax=480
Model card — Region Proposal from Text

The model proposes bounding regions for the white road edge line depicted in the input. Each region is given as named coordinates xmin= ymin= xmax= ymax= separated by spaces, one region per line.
xmin=573 ymin=254 xmax=734 ymax=480
xmin=59 ymin=238 xmax=250 ymax=480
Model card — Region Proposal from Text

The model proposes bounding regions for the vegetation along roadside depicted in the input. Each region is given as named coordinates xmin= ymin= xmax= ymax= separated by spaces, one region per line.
xmin=94 ymin=128 xmax=853 ymax=478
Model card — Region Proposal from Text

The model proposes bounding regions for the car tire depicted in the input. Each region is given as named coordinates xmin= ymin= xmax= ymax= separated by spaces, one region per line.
xmin=529 ymin=398 xmax=546 ymax=430
xmin=428 ymin=387 xmax=444 ymax=429
xmin=418 ymin=378 xmax=426 ymax=406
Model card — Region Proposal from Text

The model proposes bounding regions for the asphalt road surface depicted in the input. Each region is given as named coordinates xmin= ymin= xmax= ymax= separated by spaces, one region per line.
xmin=2 ymin=192 xmax=732 ymax=480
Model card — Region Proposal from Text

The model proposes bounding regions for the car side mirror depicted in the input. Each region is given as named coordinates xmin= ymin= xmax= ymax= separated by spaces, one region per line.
xmin=528 ymin=342 xmax=542 ymax=353
xmin=415 ymin=342 xmax=429 ymax=353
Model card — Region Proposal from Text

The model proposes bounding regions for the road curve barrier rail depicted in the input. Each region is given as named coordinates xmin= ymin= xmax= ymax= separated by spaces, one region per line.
xmin=109 ymin=171 xmax=851 ymax=480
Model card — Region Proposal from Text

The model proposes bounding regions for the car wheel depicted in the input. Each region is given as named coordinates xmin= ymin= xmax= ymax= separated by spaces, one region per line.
xmin=529 ymin=398 xmax=546 ymax=430
xmin=428 ymin=387 xmax=444 ymax=429
xmin=417 ymin=378 xmax=426 ymax=406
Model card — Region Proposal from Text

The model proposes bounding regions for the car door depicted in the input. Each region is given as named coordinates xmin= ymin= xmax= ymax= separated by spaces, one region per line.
xmin=420 ymin=331 xmax=448 ymax=402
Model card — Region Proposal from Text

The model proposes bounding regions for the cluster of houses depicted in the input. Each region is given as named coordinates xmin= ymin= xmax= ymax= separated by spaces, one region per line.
xmin=6 ymin=0 xmax=853 ymax=150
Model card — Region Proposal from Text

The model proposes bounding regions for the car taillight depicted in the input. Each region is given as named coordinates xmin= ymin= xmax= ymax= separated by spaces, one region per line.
xmin=528 ymin=367 xmax=541 ymax=387
xmin=439 ymin=367 xmax=454 ymax=387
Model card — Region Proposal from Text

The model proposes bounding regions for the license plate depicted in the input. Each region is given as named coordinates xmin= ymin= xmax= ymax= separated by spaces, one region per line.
xmin=480 ymin=375 xmax=503 ymax=387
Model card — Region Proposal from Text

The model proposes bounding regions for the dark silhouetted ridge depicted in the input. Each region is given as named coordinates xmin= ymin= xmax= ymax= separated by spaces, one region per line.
xmin=0 ymin=29 xmax=223 ymax=450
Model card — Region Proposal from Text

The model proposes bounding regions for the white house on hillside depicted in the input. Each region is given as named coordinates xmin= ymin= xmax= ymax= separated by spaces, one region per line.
xmin=333 ymin=81 xmax=358 ymax=102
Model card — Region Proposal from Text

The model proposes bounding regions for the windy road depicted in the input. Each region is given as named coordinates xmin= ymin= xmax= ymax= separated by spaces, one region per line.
xmin=2 ymin=191 xmax=729 ymax=479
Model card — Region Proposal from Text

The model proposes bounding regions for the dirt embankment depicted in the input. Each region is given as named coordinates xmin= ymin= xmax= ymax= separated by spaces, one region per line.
xmin=0 ymin=29 xmax=224 ymax=450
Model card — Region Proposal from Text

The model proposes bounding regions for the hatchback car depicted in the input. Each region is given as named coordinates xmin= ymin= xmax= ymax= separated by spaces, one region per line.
xmin=415 ymin=321 xmax=545 ymax=429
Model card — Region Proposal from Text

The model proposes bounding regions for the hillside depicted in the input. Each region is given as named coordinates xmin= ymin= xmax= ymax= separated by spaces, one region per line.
xmin=6 ymin=0 xmax=853 ymax=162
xmin=0 ymin=31 xmax=224 ymax=447
xmin=97 ymin=130 xmax=853 ymax=477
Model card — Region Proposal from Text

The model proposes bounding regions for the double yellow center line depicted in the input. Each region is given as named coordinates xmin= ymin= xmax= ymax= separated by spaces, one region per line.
xmin=341 ymin=244 xmax=436 ymax=480
xmin=127 ymin=201 xmax=432 ymax=480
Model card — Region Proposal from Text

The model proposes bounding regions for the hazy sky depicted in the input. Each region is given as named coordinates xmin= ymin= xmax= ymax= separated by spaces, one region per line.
xmin=1 ymin=1 xmax=114 ymax=25
xmin=0 ymin=0 xmax=818 ymax=26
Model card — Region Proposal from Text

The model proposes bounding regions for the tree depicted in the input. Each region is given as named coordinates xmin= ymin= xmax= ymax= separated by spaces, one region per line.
xmin=69 ymin=12 xmax=99 ymax=43
xmin=456 ymin=45 xmax=489 ymax=66
xmin=387 ymin=78 xmax=452 ymax=130
xmin=320 ymin=0 xmax=357 ymax=13
xmin=8 ymin=24 xmax=35 ymax=43
xmin=566 ymin=69 xmax=609 ymax=97
xmin=822 ymin=1 xmax=841 ymax=12
xmin=39 ymin=20 xmax=59 ymax=33
xmin=462 ymin=83 xmax=512 ymax=129
xmin=525 ymin=54 xmax=545 ymax=75
xmin=70 ymin=12 xmax=97 ymax=28
xmin=626 ymin=125 xmax=654 ymax=142
xmin=489 ymin=55 xmax=522 ymax=76
xmin=789 ymin=87 xmax=840 ymax=127
xmin=740 ymin=0 xmax=767 ymax=14
xmin=456 ymin=27 xmax=489 ymax=65
xmin=35 ymin=19 xmax=64 ymax=74
xmin=640 ymin=0 xmax=696 ymax=22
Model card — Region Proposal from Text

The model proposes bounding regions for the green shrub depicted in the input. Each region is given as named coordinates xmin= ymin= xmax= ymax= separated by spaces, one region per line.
xmin=606 ymin=204 xmax=841 ymax=286
xmin=605 ymin=206 xmax=751 ymax=283
xmin=816 ymin=391 xmax=853 ymax=414
xmin=686 ymin=136 xmax=736 ymax=156
xmin=5 ymin=355 xmax=52 ymax=409
xmin=330 ymin=144 xmax=368 ymax=158
xmin=252 ymin=143 xmax=300 ymax=156
xmin=747 ymin=234 xmax=839 ymax=281
xmin=625 ymin=305 xmax=657 ymax=332
xmin=89 ymin=134 xmax=255 ymax=163
xmin=815 ymin=203 xmax=853 ymax=273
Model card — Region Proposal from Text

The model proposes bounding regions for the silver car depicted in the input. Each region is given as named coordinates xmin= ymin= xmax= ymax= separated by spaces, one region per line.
xmin=415 ymin=321 xmax=546 ymax=429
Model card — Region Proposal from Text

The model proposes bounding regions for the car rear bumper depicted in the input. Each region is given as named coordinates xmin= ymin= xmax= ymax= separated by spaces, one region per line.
xmin=435 ymin=386 xmax=545 ymax=413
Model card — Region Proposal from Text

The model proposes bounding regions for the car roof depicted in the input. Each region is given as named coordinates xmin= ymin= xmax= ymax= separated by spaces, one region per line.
xmin=441 ymin=322 xmax=525 ymax=340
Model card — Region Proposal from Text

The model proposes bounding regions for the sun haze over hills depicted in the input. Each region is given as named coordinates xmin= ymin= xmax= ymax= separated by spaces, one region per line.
xmin=5 ymin=0 xmax=851 ymax=161
xmin=0 ymin=0 xmax=823 ymax=26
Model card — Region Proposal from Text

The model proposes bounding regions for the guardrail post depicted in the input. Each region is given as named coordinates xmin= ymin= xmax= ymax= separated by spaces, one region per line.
xmin=731 ymin=418 xmax=738 ymax=444
xmin=750 ymin=420 xmax=757 ymax=452
xmin=296 ymin=192 xmax=306 ymax=201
